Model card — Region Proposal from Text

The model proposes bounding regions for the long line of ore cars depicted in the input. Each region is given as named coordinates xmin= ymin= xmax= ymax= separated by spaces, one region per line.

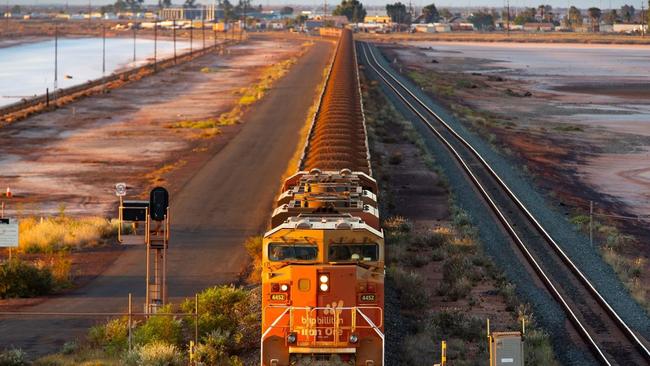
xmin=260 ymin=29 xmax=385 ymax=366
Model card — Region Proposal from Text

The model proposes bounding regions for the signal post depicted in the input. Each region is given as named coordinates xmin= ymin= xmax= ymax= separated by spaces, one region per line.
xmin=116 ymin=184 xmax=171 ymax=314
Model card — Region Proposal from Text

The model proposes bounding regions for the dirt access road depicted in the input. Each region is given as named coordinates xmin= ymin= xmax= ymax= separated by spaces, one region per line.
xmin=0 ymin=37 xmax=334 ymax=357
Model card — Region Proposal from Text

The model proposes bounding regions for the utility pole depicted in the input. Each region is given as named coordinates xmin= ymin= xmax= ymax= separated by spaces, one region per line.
xmin=173 ymin=19 xmax=176 ymax=64
xmin=153 ymin=20 xmax=157 ymax=71
xmin=133 ymin=24 xmax=136 ymax=64
xmin=642 ymin=1 xmax=646 ymax=36
xmin=54 ymin=23 xmax=58 ymax=90
xmin=190 ymin=20 xmax=193 ymax=56
xmin=102 ymin=23 xmax=106 ymax=91
xmin=88 ymin=0 xmax=91 ymax=25
xmin=202 ymin=10 xmax=206 ymax=50
xmin=507 ymin=0 xmax=510 ymax=36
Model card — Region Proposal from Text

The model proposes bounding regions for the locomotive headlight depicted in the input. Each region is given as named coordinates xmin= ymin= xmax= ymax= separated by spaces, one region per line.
xmin=280 ymin=284 xmax=289 ymax=292
xmin=349 ymin=334 xmax=359 ymax=344
xmin=287 ymin=332 xmax=297 ymax=344
xmin=319 ymin=275 xmax=329 ymax=284
xmin=319 ymin=283 xmax=329 ymax=292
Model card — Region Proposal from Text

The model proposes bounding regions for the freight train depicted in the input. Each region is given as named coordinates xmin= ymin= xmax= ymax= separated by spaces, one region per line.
xmin=260 ymin=29 xmax=385 ymax=366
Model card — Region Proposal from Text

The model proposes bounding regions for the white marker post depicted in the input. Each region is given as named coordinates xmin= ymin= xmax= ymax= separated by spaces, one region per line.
xmin=0 ymin=218 xmax=19 ymax=261
xmin=115 ymin=183 xmax=128 ymax=243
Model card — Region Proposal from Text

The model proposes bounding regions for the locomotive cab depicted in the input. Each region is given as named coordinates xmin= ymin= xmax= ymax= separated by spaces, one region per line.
xmin=261 ymin=216 xmax=385 ymax=366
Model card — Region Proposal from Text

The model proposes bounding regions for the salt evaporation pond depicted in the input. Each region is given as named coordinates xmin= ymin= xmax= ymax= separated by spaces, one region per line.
xmin=0 ymin=37 xmax=191 ymax=107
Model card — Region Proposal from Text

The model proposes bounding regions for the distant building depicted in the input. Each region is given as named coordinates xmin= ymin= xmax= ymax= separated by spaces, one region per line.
xmin=450 ymin=22 xmax=475 ymax=31
xmin=304 ymin=20 xmax=323 ymax=29
xmin=159 ymin=5 xmax=219 ymax=21
xmin=523 ymin=22 xmax=554 ymax=32
xmin=364 ymin=15 xmax=391 ymax=24
xmin=412 ymin=23 xmax=451 ymax=33
xmin=613 ymin=23 xmax=648 ymax=33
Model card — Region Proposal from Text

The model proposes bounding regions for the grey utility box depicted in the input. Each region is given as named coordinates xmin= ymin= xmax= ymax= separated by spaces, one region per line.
xmin=489 ymin=332 xmax=523 ymax=366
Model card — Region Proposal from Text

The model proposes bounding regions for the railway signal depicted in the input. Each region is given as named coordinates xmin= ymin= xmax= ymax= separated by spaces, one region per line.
xmin=116 ymin=185 xmax=171 ymax=314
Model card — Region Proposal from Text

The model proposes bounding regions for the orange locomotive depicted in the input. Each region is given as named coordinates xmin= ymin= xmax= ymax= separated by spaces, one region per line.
xmin=261 ymin=169 xmax=384 ymax=366
xmin=261 ymin=29 xmax=384 ymax=366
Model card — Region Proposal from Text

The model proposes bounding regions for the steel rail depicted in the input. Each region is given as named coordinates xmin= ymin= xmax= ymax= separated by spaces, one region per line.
xmin=360 ymin=41 xmax=650 ymax=365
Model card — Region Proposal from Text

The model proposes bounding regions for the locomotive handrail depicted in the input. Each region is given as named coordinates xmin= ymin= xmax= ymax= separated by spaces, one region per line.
xmin=263 ymin=305 xmax=384 ymax=330
xmin=262 ymin=305 xmax=384 ymax=364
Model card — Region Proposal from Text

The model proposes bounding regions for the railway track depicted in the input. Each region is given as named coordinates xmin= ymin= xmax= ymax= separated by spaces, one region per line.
xmin=358 ymin=41 xmax=650 ymax=366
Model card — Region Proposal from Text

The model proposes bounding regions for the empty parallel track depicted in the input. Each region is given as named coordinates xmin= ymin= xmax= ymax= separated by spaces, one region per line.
xmin=359 ymin=41 xmax=650 ymax=366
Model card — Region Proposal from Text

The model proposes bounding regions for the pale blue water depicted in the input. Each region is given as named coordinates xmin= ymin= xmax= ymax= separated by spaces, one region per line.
xmin=0 ymin=37 xmax=191 ymax=107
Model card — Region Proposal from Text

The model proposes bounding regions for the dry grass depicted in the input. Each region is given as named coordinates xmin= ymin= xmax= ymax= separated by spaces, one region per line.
xmin=244 ymin=236 xmax=263 ymax=284
xmin=145 ymin=160 xmax=187 ymax=185
xmin=19 ymin=216 xmax=117 ymax=253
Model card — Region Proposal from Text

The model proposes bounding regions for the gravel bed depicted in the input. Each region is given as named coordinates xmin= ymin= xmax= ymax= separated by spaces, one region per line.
xmin=359 ymin=42 xmax=650 ymax=365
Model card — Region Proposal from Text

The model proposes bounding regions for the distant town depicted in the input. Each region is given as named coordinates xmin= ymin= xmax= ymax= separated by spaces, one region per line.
xmin=3 ymin=0 xmax=649 ymax=34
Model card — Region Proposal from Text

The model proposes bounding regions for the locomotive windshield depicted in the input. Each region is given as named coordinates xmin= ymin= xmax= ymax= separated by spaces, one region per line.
xmin=328 ymin=243 xmax=379 ymax=262
xmin=268 ymin=243 xmax=318 ymax=261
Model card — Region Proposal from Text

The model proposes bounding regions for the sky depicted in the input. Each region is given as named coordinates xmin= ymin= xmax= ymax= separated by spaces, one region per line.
xmin=8 ymin=0 xmax=648 ymax=10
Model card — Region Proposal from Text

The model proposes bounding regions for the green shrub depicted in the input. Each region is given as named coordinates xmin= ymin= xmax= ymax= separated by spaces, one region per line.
xmin=60 ymin=341 xmax=77 ymax=355
xmin=0 ymin=259 xmax=53 ymax=298
xmin=134 ymin=305 xmax=183 ymax=346
xmin=123 ymin=342 xmax=183 ymax=366
xmin=0 ymin=348 xmax=28 ymax=366
xmin=388 ymin=266 xmax=430 ymax=310
xmin=431 ymin=311 xmax=484 ymax=342
xmin=181 ymin=286 xmax=259 ymax=353
xmin=524 ymin=329 xmax=559 ymax=366
xmin=194 ymin=330 xmax=244 ymax=366
xmin=401 ymin=331 xmax=436 ymax=366
xmin=87 ymin=317 xmax=129 ymax=355
xmin=412 ymin=231 xmax=451 ymax=249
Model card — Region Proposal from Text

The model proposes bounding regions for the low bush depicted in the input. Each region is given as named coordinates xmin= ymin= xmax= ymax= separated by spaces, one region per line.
xmin=133 ymin=305 xmax=183 ymax=347
xmin=194 ymin=330 xmax=244 ymax=366
xmin=181 ymin=286 xmax=259 ymax=353
xmin=87 ymin=317 xmax=129 ymax=356
xmin=123 ymin=342 xmax=184 ymax=366
xmin=383 ymin=216 xmax=412 ymax=233
xmin=524 ymin=329 xmax=560 ymax=366
xmin=430 ymin=311 xmax=484 ymax=342
xmin=401 ymin=331 xmax=436 ymax=366
xmin=0 ymin=348 xmax=28 ymax=366
xmin=388 ymin=266 xmax=430 ymax=310
xmin=0 ymin=259 xmax=53 ymax=299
